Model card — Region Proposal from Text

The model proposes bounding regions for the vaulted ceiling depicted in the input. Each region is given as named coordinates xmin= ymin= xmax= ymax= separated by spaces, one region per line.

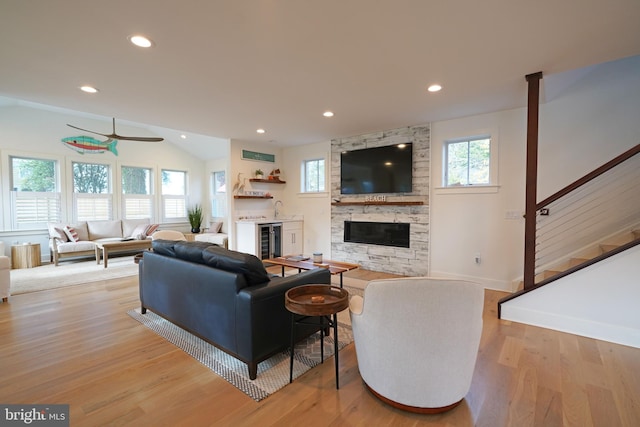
xmin=1 ymin=1 xmax=639 ymax=156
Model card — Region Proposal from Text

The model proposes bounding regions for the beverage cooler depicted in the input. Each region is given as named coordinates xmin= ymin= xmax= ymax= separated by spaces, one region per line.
xmin=258 ymin=222 xmax=282 ymax=259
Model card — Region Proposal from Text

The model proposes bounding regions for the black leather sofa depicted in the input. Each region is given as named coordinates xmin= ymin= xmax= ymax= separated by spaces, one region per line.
xmin=138 ymin=240 xmax=331 ymax=379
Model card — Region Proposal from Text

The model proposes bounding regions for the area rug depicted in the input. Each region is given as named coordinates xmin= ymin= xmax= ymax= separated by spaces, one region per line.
xmin=10 ymin=256 xmax=139 ymax=295
xmin=127 ymin=299 xmax=356 ymax=402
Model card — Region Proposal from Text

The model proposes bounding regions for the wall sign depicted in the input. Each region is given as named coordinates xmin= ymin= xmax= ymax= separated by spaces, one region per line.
xmin=242 ymin=150 xmax=275 ymax=163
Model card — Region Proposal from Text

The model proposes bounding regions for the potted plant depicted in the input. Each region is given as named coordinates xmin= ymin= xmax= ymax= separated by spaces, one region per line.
xmin=254 ymin=169 xmax=264 ymax=179
xmin=188 ymin=204 xmax=203 ymax=233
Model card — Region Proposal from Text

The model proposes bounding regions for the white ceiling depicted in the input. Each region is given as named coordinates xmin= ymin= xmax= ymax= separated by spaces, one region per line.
xmin=1 ymin=1 xmax=639 ymax=158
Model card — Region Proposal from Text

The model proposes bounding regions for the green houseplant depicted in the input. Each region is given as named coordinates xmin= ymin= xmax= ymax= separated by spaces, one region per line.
xmin=188 ymin=204 xmax=203 ymax=233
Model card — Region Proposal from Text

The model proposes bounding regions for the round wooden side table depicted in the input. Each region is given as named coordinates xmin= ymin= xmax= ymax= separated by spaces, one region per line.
xmin=285 ymin=284 xmax=349 ymax=389
xmin=11 ymin=243 xmax=41 ymax=269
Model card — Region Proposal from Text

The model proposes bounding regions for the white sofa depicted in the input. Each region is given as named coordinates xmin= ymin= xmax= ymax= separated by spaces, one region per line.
xmin=194 ymin=232 xmax=228 ymax=248
xmin=193 ymin=222 xmax=228 ymax=248
xmin=48 ymin=219 xmax=151 ymax=266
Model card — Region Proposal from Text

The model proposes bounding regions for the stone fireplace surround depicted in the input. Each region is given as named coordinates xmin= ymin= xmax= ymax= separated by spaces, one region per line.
xmin=330 ymin=125 xmax=430 ymax=276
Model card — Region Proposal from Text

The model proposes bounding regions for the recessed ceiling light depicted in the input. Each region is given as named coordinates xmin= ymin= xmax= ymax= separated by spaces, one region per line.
xmin=180 ymin=134 xmax=187 ymax=139
xmin=323 ymin=111 xmax=334 ymax=117
xmin=257 ymin=129 xmax=266 ymax=134
xmin=128 ymin=34 xmax=154 ymax=48
xmin=427 ymin=84 xmax=442 ymax=93
xmin=80 ymin=85 xmax=99 ymax=94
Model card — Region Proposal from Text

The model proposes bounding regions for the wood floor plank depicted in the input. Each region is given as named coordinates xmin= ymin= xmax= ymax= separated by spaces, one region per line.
xmin=1 ymin=273 xmax=639 ymax=426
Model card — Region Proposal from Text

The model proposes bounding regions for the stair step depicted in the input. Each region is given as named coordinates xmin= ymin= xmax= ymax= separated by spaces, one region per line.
xmin=543 ymin=270 xmax=562 ymax=279
xmin=600 ymin=243 xmax=619 ymax=253
xmin=568 ymin=257 xmax=589 ymax=267
xmin=633 ymin=229 xmax=640 ymax=239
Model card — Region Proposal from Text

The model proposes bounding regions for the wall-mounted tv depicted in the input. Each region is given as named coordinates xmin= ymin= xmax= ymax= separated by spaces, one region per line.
xmin=340 ymin=143 xmax=413 ymax=194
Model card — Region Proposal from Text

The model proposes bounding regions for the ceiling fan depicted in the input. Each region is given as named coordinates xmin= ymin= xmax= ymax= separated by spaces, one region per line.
xmin=67 ymin=117 xmax=164 ymax=142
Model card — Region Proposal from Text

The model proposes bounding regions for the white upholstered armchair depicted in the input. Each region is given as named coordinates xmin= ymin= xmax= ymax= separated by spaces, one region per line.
xmin=150 ymin=230 xmax=187 ymax=241
xmin=349 ymin=277 xmax=484 ymax=413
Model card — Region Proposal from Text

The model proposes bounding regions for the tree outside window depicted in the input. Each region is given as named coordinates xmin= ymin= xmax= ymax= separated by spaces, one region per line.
xmin=445 ymin=137 xmax=490 ymax=186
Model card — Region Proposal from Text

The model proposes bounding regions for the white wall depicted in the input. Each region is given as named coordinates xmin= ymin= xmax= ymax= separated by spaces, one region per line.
xmin=501 ymin=245 xmax=640 ymax=348
xmin=0 ymin=104 xmax=207 ymax=258
xmin=228 ymin=139 xmax=285 ymax=250
xmin=281 ymin=141 xmax=332 ymax=257
xmin=430 ymin=60 xmax=640 ymax=291
xmin=431 ymin=109 xmax=526 ymax=291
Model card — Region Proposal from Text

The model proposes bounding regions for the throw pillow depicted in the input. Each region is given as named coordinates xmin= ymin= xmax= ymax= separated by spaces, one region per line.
xmin=52 ymin=227 xmax=69 ymax=242
xmin=144 ymin=223 xmax=159 ymax=237
xmin=63 ymin=225 xmax=79 ymax=242
xmin=130 ymin=223 xmax=149 ymax=240
xmin=207 ymin=222 xmax=223 ymax=233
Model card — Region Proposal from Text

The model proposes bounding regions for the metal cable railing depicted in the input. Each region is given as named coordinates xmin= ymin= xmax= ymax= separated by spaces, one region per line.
xmin=534 ymin=145 xmax=640 ymax=278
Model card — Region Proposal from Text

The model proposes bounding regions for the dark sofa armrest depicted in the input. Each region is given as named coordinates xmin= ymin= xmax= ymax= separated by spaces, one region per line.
xmin=234 ymin=268 xmax=332 ymax=359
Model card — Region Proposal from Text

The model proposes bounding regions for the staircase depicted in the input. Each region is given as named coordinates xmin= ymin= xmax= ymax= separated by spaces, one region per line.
xmin=515 ymin=226 xmax=640 ymax=291
xmin=498 ymin=143 xmax=640 ymax=348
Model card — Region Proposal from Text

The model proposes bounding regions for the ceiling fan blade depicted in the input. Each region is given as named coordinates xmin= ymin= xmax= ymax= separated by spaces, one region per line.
xmin=66 ymin=124 xmax=109 ymax=137
xmin=110 ymin=118 xmax=164 ymax=141
xmin=67 ymin=119 xmax=164 ymax=142
xmin=114 ymin=135 xmax=164 ymax=142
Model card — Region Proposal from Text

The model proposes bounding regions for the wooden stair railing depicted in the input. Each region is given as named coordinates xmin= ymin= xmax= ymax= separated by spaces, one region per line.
xmin=498 ymin=74 xmax=640 ymax=317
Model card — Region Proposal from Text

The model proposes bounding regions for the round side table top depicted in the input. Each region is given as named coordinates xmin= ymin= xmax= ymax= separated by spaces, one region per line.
xmin=285 ymin=284 xmax=349 ymax=316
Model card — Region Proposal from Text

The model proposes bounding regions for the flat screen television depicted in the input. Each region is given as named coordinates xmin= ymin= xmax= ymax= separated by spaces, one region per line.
xmin=340 ymin=143 xmax=413 ymax=194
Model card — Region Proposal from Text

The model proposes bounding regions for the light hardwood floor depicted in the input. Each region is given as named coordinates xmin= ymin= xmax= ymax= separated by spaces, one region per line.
xmin=0 ymin=270 xmax=639 ymax=426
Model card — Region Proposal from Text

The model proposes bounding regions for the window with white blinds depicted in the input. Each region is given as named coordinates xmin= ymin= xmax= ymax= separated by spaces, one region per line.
xmin=9 ymin=156 xmax=61 ymax=230
xmin=211 ymin=170 xmax=226 ymax=217
xmin=122 ymin=166 xmax=153 ymax=219
xmin=74 ymin=193 xmax=113 ymax=221
xmin=72 ymin=161 xmax=112 ymax=221
xmin=161 ymin=169 xmax=187 ymax=221
xmin=162 ymin=196 xmax=187 ymax=220
xmin=11 ymin=191 xmax=61 ymax=229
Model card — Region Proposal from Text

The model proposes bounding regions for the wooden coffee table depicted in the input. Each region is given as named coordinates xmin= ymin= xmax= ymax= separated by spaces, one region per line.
xmin=95 ymin=239 xmax=152 ymax=268
xmin=285 ymin=284 xmax=349 ymax=389
xmin=264 ymin=257 xmax=359 ymax=288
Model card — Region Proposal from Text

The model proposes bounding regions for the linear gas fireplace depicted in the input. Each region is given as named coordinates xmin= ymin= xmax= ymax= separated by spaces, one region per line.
xmin=344 ymin=221 xmax=410 ymax=248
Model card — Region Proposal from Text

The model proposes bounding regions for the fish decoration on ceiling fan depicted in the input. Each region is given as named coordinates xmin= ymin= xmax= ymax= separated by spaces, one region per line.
xmin=61 ymin=136 xmax=118 ymax=156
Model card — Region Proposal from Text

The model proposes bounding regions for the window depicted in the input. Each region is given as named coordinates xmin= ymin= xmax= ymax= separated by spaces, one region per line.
xmin=72 ymin=161 xmax=112 ymax=221
xmin=444 ymin=136 xmax=491 ymax=186
xmin=161 ymin=169 xmax=187 ymax=221
xmin=210 ymin=171 xmax=226 ymax=217
xmin=122 ymin=166 xmax=153 ymax=219
xmin=10 ymin=156 xmax=61 ymax=229
xmin=302 ymin=159 xmax=325 ymax=192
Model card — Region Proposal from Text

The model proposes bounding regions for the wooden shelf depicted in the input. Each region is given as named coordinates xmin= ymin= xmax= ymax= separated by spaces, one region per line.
xmin=249 ymin=178 xmax=286 ymax=184
xmin=234 ymin=195 xmax=274 ymax=199
xmin=331 ymin=201 xmax=424 ymax=206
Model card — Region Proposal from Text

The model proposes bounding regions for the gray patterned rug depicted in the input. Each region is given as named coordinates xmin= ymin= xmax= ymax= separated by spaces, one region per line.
xmin=128 ymin=299 xmax=355 ymax=401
